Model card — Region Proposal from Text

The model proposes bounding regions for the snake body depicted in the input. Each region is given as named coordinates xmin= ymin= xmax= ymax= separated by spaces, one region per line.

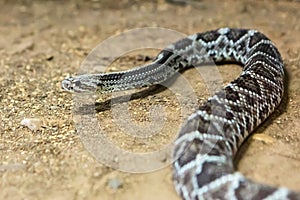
xmin=62 ymin=28 xmax=300 ymax=200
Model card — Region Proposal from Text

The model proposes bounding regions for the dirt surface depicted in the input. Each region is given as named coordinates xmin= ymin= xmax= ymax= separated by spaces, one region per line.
xmin=1 ymin=1 xmax=300 ymax=200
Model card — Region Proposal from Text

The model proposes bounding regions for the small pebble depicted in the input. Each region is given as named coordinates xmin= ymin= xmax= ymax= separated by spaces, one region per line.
xmin=108 ymin=178 xmax=123 ymax=190
xmin=50 ymin=105 xmax=58 ymax=110
xmin=252 ymin=133 xmax=275 ymax=144
xmin=21 ymin=118 xmax=43 ymax=131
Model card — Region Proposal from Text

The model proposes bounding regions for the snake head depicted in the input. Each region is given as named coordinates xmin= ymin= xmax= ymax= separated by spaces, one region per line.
xmin=61 ymin=75 xmax=99 ymax=93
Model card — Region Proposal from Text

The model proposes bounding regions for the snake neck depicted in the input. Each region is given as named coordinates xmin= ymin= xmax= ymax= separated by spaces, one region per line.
xmin=97 ymin=50 xmax=190 ymax=93
xmin=62 ymin=49 xmax=190 ymax=93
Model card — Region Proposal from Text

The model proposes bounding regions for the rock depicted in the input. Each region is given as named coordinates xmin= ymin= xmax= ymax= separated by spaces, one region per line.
xmin=20 ymin=118 xmax=43 ymax=131
xmin=107 ymin=178 xmax=123 ymax=190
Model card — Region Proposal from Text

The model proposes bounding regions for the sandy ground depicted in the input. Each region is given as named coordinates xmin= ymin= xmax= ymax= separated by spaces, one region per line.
xmin=1 ymin=0 xmax=300 ymax=200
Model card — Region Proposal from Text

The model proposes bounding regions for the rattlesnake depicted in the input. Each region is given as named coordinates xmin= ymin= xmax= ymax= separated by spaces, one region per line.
xmin=62 ymin=28 xmax=300 ymax=200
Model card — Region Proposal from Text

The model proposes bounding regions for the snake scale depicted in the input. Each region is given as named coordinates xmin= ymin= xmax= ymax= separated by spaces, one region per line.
xmin=62 ymin=28 xmax=300 ymax=200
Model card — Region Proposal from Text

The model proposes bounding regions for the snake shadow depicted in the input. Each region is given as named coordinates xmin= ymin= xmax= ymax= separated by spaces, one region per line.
xmin=94 ymin=71 xmax=186 ymax=112
xmin=74 ymin=83 xmax=172 ymax=115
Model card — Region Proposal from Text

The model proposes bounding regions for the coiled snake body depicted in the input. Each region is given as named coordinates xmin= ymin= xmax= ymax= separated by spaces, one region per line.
xmin=62 ymin=28 xmax=300 ymax=200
